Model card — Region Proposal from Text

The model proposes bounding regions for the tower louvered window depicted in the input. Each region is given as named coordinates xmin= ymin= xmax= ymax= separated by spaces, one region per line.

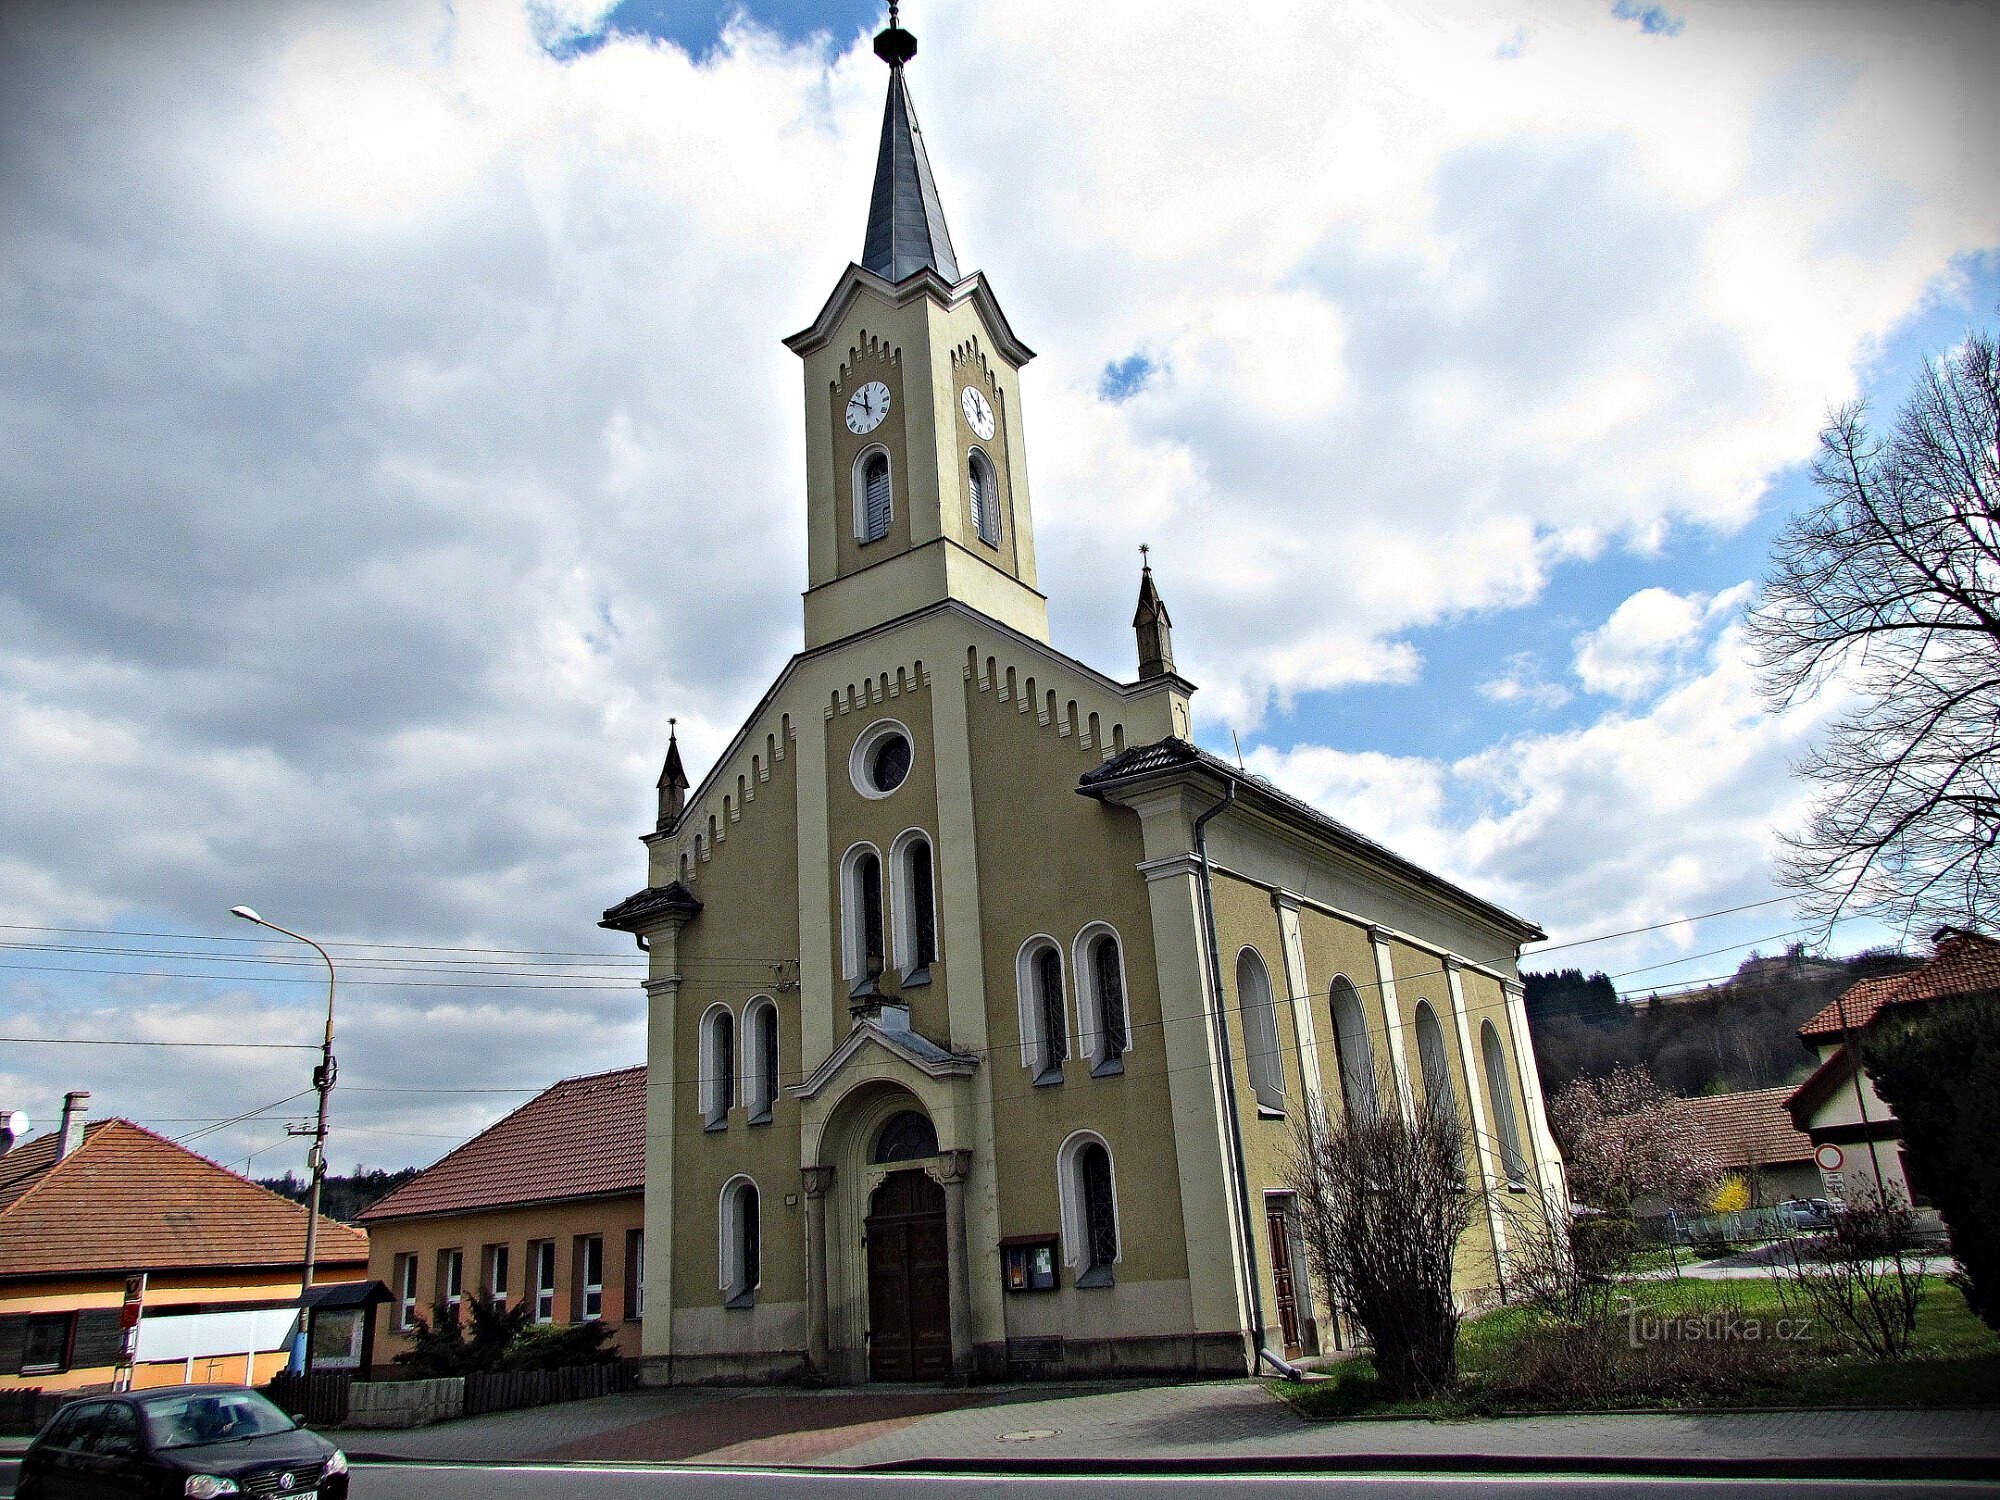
xmin=969 ymin=451 xmax=999 ymax=546
xmin=862 ymin=452 xmax=891 ymax=542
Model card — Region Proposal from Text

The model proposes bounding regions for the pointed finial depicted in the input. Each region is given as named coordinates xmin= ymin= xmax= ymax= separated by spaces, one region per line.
xmin=875 ymin=1 xmax=917 ymax=65
xmin=669 ymin=716 xmax=678 ymax=739
xmin=1140 ymin=543 xmax=1151 ymax=570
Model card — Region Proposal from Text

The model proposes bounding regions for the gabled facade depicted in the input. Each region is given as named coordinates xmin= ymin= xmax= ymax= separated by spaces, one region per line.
xmin=0 ymin=1106 xmax=368 ymax=1392
xmin=358 ymin=1066 xmax=646 ymax=1361
xmin=602 ymin=14 xmax=1563 ymax=1386
xmin=1787 ymin=927 xmax=2000 ymax=1206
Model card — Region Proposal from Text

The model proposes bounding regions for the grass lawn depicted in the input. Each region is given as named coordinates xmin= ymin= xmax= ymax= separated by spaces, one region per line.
xmin=1277 ymin=1276 xmax=2000 ymax=1419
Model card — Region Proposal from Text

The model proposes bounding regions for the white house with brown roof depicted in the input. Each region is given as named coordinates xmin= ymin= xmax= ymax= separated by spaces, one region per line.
xmin=1786 ymin=928 xmax=2000 ymax=1207
xmin=0 ymin=1094 xmax=370 ymax=1392
xmin=358 ymin=1065 xmax=645 ymax=1362
xmin=1678 ymin=1086 xmax=1820 ymax=1207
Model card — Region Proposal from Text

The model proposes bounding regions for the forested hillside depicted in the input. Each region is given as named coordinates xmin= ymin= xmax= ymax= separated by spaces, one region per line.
xmin=257 ymin=1165 xmax=421 ymax=1224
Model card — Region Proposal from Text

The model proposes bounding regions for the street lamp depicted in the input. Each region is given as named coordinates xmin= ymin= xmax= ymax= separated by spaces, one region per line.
xmin=232 ymin=905 xmax=337 ymax=1376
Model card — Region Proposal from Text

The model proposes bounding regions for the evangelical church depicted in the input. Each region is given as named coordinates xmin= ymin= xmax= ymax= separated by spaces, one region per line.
xmin=602 ymin=10 xmax=1565 ymax=1384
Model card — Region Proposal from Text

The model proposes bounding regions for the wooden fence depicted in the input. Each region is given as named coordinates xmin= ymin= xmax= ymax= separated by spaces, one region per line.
xmin=463 ymin=1360 xmax=640 ymax=1418
xmin=265 ymin=1370 xmax=355 ymax=1427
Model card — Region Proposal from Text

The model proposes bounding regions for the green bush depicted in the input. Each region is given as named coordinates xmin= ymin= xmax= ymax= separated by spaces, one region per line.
xmin=1867 ymin=996 xmax=2000 ymax=1331
xmin=393 ymin=1295 xmax=616 ymax=1376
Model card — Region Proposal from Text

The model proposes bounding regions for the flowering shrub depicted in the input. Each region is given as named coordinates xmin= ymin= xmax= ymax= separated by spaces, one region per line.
xmin=1549 ymin=1065 xmax=1724 ymax=1215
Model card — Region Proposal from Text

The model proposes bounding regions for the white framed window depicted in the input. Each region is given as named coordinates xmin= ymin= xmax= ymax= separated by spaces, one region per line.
xmin=531 ymin=1239 xmax=557 ymax=1323
xmin=853 ymin=446 xmax=892 ymax=543
xmin=395 ymin=1252 xmax=419 ymax=1331
xmin=1482 ymin=1020 xmax=1530 ymax=1188
xmin=968 ymin=448 xmax=1000 ymax=546
xmin=439 ymin=1247 xmax=464 ymax=1319
xmin=699 ymin=1003 xmax=735 ymax=1128
xmin=839 ymin=842 xmax=888 ymax=997
xmin=742 ymin=995 xmax=780 ymax=1123
xmin=1057 ymin=1130 xmax=1121 ymax=1288
xmin=1414 ymin=1002 xmax=1465 ymax=1183
xmin=849 ymin=719 xmax=914 ymax=799
xmin=1071 ymin=922 xmax=1131 ymax=1075
xmin=890 ymin=829 xmax=939 ymax=981
xmin=1238 ymin=947 xmax=1285 ymax=1113
xmin=1015 ymin=936 xmax=1069 ymax=1083
xmin=1329 ymin=975 xmax=1377 ymax=1120
xmin=483 ymin=1243 xmax=509 ymax=1312
xmin=577 ymin=1234 xmax=604 ymax=1321
xmin=719 ymin=1176 xmax=761 ymax=1308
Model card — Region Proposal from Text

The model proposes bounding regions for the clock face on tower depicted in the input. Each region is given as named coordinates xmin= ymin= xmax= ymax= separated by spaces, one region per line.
xmin=845 ymin=380 xmax=892 ymax=435
xmin=960 ymin=385 xmax=995 ymax=441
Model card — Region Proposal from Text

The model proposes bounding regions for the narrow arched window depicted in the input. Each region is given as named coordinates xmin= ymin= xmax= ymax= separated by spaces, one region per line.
xmin=969 ymin=450 xmax=1000 ymax=546
xmin=744 ymin=998 xmax=779 ymax=1124
xmin=1058 ymin=1134 xmax=1120 ymax=1289
xmin=1239 ymin=948 xmax=1285 ymax=1114
xmin=892 ymin=833 xmax=938 ymax=980
xmin=1330 ymin=977 xmax=1376 ymax=1120
xmin=859 ymin=451 xmax=891 ymax=542
xmin=1037 ymin=947 xmax=1067 ymax=1078
xmin=843 ymin=844 xmax=886 ymax=998
xmin=719 ymin=1177 xmax=760 ymax=1307
xmin=701 ymin=1006 xmax=734 ymax=1130
xmin=1092 ymin=932 xmax=1127 ymax=1063
xmin=1414 ymin=1002 xmax=1463 ymax=1183
xmin=1018 ymin=939 xmax=1068 ymax=1083
xmin=1482 ymin=1020 xmax=1529 ymax=1187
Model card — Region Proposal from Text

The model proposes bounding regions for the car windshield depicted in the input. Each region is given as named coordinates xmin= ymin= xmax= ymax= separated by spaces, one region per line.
xmin=141 ymin=1391 xmax=297 ymax=1449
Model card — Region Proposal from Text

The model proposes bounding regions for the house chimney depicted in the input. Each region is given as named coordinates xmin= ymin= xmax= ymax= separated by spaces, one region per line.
xmin=0 ymin=1110 xmax=27 ymax=1158
xmin=58 ymin=1091 xmax=90 ymax=1159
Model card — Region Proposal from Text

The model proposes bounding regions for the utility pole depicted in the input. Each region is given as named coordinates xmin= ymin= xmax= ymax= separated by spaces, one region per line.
xmin=232 ymin=906 xmax=337 ymax=1375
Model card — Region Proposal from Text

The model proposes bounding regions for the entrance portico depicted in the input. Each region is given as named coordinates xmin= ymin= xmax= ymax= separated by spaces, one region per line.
xmin=792 ymin=1016 xmax=980 ymax=1382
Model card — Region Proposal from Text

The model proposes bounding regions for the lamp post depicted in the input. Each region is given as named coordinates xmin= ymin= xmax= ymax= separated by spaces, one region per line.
xmin=232 ymin=905 xmax=336 ymax=1375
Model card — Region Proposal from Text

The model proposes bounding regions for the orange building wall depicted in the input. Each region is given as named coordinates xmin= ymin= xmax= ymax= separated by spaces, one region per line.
xmin=365 ymin=1194 xmax=645 ymax=1363
xmin=0 ymin=1260 xmax=368 ymax=1393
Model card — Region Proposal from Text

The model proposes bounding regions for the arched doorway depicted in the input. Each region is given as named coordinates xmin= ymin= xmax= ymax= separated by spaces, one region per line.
xmin=864 ymin=1168 xmax=951 ymax=1381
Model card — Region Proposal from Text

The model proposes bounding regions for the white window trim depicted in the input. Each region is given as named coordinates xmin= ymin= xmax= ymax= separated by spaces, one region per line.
xmin=848 ymin=719 xmax=913 ymax=800
xmin=580 ymin=1235 xmax=604 ymax=1321
xmin=1237 ymin=946 xmax=1286 ymax=1114
xmin=1015 ymin=935 xmax=1070 ymax=1079
xmin=740 ymin=995 xmax=779 ymax=1124
xmin=1071 ymin=921 xmax=1132 ymax=1074
xmin=1482 ymin=1019 xmax=1530 ymax=1188
xmin=1330 ymin=975 xmax=1377 ymax=1120
xmin=852 ymin=444 xmax=892 ymax=543
xmin=485 ymin=1244 xmax=508 ymax=1311
xmin=838 ymin=841 xmax=886 ymax=988
xmin=718 ymin=1174 xmax=761 ymax=1306
xmin=397 ymin=1253 xmax=418 ymax=1331
xmin=889 ymin=827 xmax=940 ymax=978
xmin=1056 ymin=1129 xmax=1123 ymax=1276
xmin=698 ymin=1002 xmax=735 ymax=1129
xmin=630 ymin=1229 xmax=645 ymax=1319
xmin=968 ymin=447 xmax=1001 ymax=547
xmin=442 ymin=1248 xmax=464 ymax=1316
xmin=532 ymin=1240 xmax=557 ymax=1324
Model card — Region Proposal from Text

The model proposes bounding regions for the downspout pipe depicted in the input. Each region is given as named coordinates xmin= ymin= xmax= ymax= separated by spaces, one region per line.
xmin=1193 ymin=780 xmax=1305 ymax=1381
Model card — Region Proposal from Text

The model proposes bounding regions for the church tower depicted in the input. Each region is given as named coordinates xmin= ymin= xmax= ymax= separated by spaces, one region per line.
xmin=784 ymin=12 xmax=1046 ymax=651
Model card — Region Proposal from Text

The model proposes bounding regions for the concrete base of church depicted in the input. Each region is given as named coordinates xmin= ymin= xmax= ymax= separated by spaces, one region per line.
xmin=974 ymin=1330 xmax=1250 ymax=1382
xmin=639 ymin=1350 xmax=812 ymax=1386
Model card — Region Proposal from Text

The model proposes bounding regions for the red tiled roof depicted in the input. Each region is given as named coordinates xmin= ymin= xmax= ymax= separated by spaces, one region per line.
xmin=359 ymin=1065 xmax=644 ymax=1223
xmin=1799 ymin=930 xmax=2000 ymax=1040
xmin=0 ymin=1119 xmax=368 ymax=1280
xmin=1680 ymin=1086 xmax=1817 ymax=1168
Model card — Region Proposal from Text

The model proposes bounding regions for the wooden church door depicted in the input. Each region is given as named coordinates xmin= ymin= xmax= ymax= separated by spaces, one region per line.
xmin=865 ymin=1169 xmax=952 ymax=1381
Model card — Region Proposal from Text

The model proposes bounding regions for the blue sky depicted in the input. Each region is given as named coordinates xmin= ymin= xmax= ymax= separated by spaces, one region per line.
xmin=2 ymin=0 xmax=1995 ymax=1167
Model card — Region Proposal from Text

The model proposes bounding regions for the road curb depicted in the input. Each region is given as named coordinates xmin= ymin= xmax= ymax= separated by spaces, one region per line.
xmin=861 ymin=1452 xmax=2000 ymax=1483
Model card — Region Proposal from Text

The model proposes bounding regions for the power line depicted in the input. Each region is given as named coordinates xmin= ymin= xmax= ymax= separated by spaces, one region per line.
xmin=0 ymin=1035 xmax=317 ymax=1051
xmin=1524 ymin=894 xmax=1799 ymax=955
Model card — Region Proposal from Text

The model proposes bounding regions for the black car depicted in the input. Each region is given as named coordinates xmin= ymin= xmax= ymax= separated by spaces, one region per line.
xmin=18 ymin=1384 xmax=350 ymax=1499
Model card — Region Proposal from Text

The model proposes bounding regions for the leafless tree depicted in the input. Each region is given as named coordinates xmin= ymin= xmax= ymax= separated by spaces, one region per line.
xmin=1747 ymin=329 xmax=2000 ymax=931
xmin=1547 ymin=1065 xmax=1723 ymax=1216
xmin=1768 ymin=1183 xmax=1925 ymax=1359
xmin=1283 ymin=1093 xmax=1486 ymax=1399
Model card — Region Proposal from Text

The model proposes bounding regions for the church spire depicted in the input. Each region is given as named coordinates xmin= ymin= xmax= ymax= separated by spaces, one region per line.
xmin=1134 ymin=546 xmax=1176 ymax=681
xmin=657 ymin=718 xmax=690 ymax=832
xmin=861 ymin=5 xmax=960 ymax=284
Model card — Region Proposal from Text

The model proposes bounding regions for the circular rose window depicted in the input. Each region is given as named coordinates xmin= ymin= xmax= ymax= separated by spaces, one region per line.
xmin=850 ymin=720 xmax=914 ymax=799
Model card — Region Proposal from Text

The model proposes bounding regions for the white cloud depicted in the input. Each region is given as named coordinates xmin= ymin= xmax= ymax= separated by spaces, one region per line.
xmin=1573 ymin=582 xmax=1753 ymax=699
xmin=0 ymin=0 xmax=1992 ymax=1161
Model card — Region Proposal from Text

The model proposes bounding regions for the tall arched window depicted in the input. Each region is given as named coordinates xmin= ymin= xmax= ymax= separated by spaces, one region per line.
xmin=1413 ymin=1002 xmax=1463 ymax=1183
xmin=1072 ymin=923 xmax=1130 ymax=1075
xmin=1238 ymin=947 xmax=1285 ymax=1113
xmin=1482 ymin=1020 xmax=1530 ymax=1187
xmin=743 ymin=996 xmax=779 ymax=1124
xmin=1329 ymin=977 xmax=1376 ymax=1120
xmin=1016 ymin=937 xmax=1068 ymax=1084
xmin=1058 ymin=1132 xmax=1120 ymax=1288
xmin=841 ymin=844 xmax=886 ymax=998
xmin=718 ymin=1177 xmax=760 ymax=1307
xmin=857 ymin=450 xmax=891 ymax=543
xmin=700 ymin=1005 xmax=734 ymax=1130
xmin=968 ymin=450 xmax=1000 ymax=546
xmin=891 ymin=830 xmax=938 ymax=982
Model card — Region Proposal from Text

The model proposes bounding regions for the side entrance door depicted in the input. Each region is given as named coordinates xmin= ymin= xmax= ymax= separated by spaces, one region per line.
xmin=866 ymin=1169 xmax=952 ymax=1381
xmin=1267 ymin=1199 xmax=1304 ymax=1360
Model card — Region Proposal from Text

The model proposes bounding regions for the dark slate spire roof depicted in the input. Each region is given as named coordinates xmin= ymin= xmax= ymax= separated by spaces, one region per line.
xmin=861 ymin=15 xmax=960 ymax=284
xmin=656 ymin=719 xmax=689 ymax=794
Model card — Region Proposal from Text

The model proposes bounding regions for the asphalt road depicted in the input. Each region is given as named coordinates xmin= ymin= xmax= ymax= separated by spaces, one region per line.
xmin=8 ymin=1460 xmax=1994 ymax=1499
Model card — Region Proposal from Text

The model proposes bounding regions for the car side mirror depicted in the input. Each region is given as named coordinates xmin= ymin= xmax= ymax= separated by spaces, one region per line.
xmin=288 ymin=1412 xmax=309 ymax=1427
